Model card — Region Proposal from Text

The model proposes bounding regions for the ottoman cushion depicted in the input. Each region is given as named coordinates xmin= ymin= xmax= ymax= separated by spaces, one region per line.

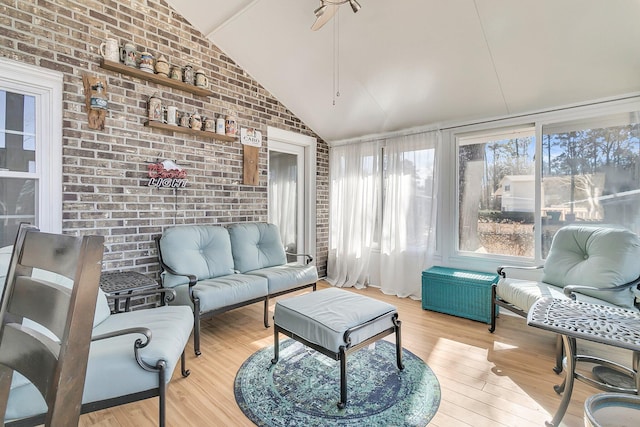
xmin=274 ymin=287 xmax=397 ymax=353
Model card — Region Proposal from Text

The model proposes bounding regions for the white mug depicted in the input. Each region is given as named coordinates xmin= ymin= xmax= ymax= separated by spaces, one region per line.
xmin=99 ymin=38 xmax=119 ymax=62
xmin=166 ymin=106 xmax=178 ymax=126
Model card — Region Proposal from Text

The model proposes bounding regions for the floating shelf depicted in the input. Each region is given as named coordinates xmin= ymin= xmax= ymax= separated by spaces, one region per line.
xmin=100 ymin=59 xmax=214 ymax=97
xmin=144 ymin=120 xmax=237 ymax=142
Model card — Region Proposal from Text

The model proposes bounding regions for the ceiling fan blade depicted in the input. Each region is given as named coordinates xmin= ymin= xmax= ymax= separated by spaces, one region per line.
xmin=311 ymin=4 xmax=340 ymax=31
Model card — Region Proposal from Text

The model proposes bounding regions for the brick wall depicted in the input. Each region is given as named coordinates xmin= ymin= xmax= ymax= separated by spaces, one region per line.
xmin=0 ymin=0 xmax=329 ymax=278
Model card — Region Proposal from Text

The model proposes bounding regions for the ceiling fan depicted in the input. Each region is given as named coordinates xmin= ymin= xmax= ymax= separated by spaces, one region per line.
xmin=311 ymin=0 xmax=361 ymax=31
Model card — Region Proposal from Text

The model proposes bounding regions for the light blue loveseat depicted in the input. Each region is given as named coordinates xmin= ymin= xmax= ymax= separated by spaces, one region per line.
xmin=0 ymin=246 xmax=193 ymax=427
xmin=156 ymin=222 xmax=318 ymax=356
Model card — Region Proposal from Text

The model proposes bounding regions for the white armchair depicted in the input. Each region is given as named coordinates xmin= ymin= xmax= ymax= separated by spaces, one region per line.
xmin=490 ymin=224 xmax=640 ymax=372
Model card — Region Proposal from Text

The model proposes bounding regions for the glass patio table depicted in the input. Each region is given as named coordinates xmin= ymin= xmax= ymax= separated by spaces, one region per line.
xmin=527 ymin=297 xmax=640 ymax=427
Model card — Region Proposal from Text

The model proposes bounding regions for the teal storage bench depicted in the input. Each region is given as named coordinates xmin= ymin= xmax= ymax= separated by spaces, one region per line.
xmin=422 ymin=266 xmax=499 ymax=324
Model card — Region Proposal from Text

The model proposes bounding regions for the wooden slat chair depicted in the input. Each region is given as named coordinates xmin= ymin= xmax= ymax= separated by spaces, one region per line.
xmin=0 ymin=224 xmax=104 ymax=426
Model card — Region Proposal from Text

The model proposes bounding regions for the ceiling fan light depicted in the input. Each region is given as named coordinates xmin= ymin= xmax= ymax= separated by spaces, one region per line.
xmin=314 ymin=4 xmax=327 ymax=17
xmin=349 ymin=0 xmax=361 ymax=13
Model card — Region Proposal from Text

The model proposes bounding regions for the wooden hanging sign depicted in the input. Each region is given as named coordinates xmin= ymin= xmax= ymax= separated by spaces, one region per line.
xmin=241 ymin=128 xmax=262 ymax=186
xmin=82 ymin=73 xmax=108 ymax=130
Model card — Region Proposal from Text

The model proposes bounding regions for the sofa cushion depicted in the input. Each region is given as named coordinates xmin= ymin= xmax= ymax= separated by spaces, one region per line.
xmin=496 ymin=277 xmax=623 ymax=314
xmin=5 ymin=305 xmax=193 ymax=422
xmin=228 ymin=223 xmax=287 ymax=273
xmin=159 ymin=225 xmax=235 ymax=287
xmin=274 ymin=288 xmax=397 ymax=353
xmin=171 ymin=274 xmax=268 ymax=314
xmin=246 ymin=262 xmax=318 ymax=294
xmin=542 ymin=225 xmax=640 ymax=307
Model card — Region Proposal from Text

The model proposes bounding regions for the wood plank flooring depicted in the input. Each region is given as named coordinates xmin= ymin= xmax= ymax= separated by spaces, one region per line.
xmin=77 ymin=281 xmax=632 ymax=427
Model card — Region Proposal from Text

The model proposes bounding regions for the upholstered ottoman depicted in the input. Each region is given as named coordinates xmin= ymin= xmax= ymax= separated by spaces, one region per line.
xmin=271 ymin=287 xmax=404 ymax=408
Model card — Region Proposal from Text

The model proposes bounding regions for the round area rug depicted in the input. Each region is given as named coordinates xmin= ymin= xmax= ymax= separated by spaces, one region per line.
xmin=234 ymin=339 xmax=441 ymax=426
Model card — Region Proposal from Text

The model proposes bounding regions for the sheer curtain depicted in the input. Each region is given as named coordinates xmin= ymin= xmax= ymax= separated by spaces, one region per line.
xmin=327 ymin=131 xmax=439 ymax=298
xmin=326 ymin=141 xmax=380 ymax=288
xmin=379 ymin=131 xmax=439 ymax=298
xmin=268 ymin=153 xmax=297 ymax=252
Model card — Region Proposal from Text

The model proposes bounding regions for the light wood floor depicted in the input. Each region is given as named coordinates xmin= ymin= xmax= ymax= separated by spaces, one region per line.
xmin=77 ymin=281 xmax=632 ymax=427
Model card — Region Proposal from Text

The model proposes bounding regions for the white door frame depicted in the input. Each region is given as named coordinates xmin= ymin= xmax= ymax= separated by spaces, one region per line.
xmin=267 ymin=127 xmax=317 ymax=262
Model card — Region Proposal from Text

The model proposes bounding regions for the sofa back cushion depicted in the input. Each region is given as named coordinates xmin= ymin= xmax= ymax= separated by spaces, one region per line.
xmin=159 ymin=225 xmax=235 ymax=287
xmin=542 ymin=225 xmax=640 ymax=307
xmin=228 ymin=223 xmax=287 ymax=273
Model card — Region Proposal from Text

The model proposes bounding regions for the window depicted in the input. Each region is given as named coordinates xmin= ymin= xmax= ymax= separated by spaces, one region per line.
xmin=454 ymin=102 xmax=640 ymax=262
xmin=0 ymin=58 xmax=62 ymax=247
xmin=457 ymin=127 xmax=536 ymax=257
xmin=541 ymin=111 xmax=640 ymax=256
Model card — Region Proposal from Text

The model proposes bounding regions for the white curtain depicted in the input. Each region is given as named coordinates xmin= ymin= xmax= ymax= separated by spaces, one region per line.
xmin=327 ymin=131 xmax=439 ymax=299
xmin=326 ymin=141 xmax=380 ymax=288
xmin=268 ymin=153 xmax=297 ymax=252
xmin=379 ymin=132 xmax=439 ymax=298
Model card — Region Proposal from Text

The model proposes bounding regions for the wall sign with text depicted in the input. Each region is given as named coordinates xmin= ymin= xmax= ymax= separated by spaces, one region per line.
xmin=240 ymin=127 xmax=262 ymax=147
xmin=147 ymin=159 xmax=188 ymax=188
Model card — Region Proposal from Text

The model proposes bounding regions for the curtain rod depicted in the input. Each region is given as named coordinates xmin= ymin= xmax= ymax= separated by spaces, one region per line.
xmin=329 ymin=92 xmax=640 ymax=148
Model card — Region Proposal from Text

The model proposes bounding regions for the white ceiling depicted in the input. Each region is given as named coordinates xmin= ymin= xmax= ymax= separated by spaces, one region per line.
xmin=167 ymin=0 xmax=640 ymax=143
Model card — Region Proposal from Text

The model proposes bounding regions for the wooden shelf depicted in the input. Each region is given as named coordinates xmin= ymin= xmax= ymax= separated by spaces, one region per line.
xmin=100 ymin=59 xmax=214 ymax=97
xmin=144 ymin=120 xmax=237 ymax=142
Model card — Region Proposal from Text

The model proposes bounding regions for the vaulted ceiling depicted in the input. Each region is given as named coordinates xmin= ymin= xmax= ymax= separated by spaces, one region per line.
xmin=167 ymin=0 xmax=640 ymax=142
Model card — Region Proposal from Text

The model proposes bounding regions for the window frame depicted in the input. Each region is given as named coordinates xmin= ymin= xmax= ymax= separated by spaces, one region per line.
xmin=439 ymin=95 xmax=640 ymax=271
xmin=0 ymin=58 xmax=63 ymax=236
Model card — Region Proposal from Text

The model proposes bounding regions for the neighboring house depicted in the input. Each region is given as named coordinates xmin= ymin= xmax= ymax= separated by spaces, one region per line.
xmin=494 ymin=173 xmax=611 ymax=221
xmin=495 ymin=175 xmax=535 ymax=212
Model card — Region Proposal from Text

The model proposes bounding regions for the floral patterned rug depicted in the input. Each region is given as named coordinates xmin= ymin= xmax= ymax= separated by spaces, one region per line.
xmin=234 ymin=339 xmax=441 ymax=426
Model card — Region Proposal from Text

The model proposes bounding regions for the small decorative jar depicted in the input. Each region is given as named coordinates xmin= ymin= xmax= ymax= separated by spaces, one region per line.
xmin=155 ymin=55 xmax=170 ymax=77
xmin=139 ymin=51 xmax=154 ymax=73
xmin=195 ymin=69 xmax=208 ymax=88
xmin=170 ymin=65 xmax=182 ymax=81
xmin=179 ymin=111 xmax=190 ymax=127
xmin=225 ymin=111 xmax=237 ymax=137
xmin=166 ymin=105 xmax=178 ymax=125
xmin=120 ymin=42 xmax=137 ymax=67
xmin=189 ymin=112 xmax=201 ymax=130
xmin=148 ymin=94 xmax=162 ymax=121
xmin=183 ymin=64 xmax=194 ymax=85
xmin=215 ymin=114 xmax=226 ymax=135
xmin=203 ymin=116 xmax=215 ymax=132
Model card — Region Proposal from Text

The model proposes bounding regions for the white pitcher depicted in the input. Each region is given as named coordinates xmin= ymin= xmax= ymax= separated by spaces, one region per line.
xmin=99 ymin=37 xmax=119 ymax=62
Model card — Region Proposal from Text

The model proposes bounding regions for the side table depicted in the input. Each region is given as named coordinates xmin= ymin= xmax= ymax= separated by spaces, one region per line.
xmin=99 ymin=271 xmax=160 ymax=313
xmin=527 ymin=297 xmax=640 ymax=427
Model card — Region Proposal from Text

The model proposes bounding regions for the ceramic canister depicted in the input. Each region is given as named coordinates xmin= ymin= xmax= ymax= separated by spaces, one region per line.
xmin=155 ymin=55 xmax=170 ymax=77
xmin=139 ymin=51 xmax=154 ymax=73
xmin=204 ymin=117 xmax=215 ymax=132
xmin=148 ymin=94 xmax=162 ymax=121
xmin=216 ymin=115 xmax=225 ymax=135
xmin=99 ymin=37 xmax=119 ymax=62
xmin=225 ymin=111 xmax=237 ymax=137
xmin=170 ymin=66 xmax=182 ymax=81
xmin=120 ymin=42 xmax=137 ymax=67
xmin=183 ymin=65 xmax=194 ymax=85
xmin=195 ymin=69 xmax=208 ymax=88
xmin=179 ymin=112 xmax=190 ymax=127
xmin=166 ymin=106 xmax=178 ymax=125
xmin=189 ymin=112 xmax=201 ymax=130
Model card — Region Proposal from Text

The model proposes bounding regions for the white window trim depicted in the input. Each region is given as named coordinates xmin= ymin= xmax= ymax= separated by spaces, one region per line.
xmin=267 ymin=127 xmax=317 ymax=261
xmin=0 ymin=58 xmax=63 ymax=234
xmin=441 ymin=93 xmax=640 ymax=272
